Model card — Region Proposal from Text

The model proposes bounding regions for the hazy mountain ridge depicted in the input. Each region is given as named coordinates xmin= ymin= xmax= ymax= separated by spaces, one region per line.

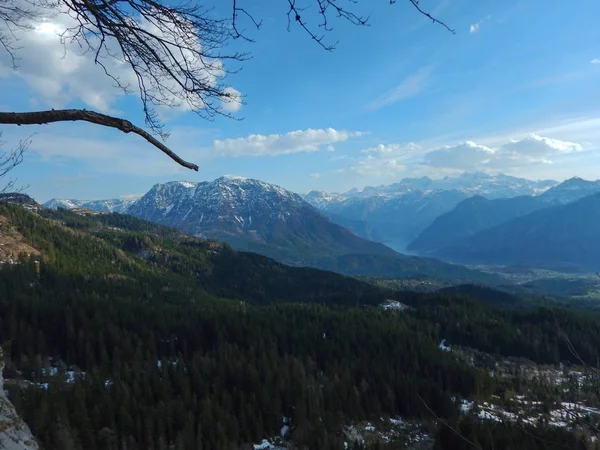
xmin=537 ymin=177 xmax=600 ymax=205
xmin=408 ymin=177 xmax=600 ymax=267
xmin=431 ymin=192 xmax=600 ymax=271
xmin=408 ymin=195 xmax=548 ymax=254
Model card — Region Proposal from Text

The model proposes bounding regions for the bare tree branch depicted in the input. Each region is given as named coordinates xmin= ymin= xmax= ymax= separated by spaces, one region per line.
xmin=232 ymin=0 xmax=453 ymax=51
xmin=0 ymin=131 xmax=30 ymax=193
xmin=0 ymin=0 xmax=453 ymax=169
xmin=0 ymin=109 xmax=199 ymax=171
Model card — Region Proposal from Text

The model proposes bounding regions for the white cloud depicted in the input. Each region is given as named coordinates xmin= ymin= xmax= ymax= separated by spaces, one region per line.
xmin=423 ymin=141 xmax=494 ymax=168
xmin=362 ymin=143 xmax=421 ymax=155
xmin=310 ymin=173 xmax=321 ymax=179
xmin=469 ymin=15 xmax=491 ymax=34
xmin=213 ymin=128 xmax=362 ymax=157
xmin=0 ymin=1 xmax=240 ymax=118
xmin=591 ymin=58 xmax=600 ymax=64
xmin=422 ymin=134 xmax=583 ymax=171
xmin=344 ymin=133 xmax=587 ymax=181
xmin=221 ymin=87 xmax=243 ymax=113
xmin=351 ymin=156 xmax=407 ymax=177
xmin=367 ymin=67 xmax=431 ymax=110
xmin=351 ymin=143 xmax=420 ymax=177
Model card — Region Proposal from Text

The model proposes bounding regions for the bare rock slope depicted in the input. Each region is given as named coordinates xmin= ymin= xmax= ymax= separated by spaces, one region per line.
xmin=0 ymin=348 xmax=39 ymax=450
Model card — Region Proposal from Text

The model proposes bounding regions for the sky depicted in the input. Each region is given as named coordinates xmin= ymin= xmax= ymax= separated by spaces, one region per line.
xmin=1 ymin=0 xmax=600 ymax=202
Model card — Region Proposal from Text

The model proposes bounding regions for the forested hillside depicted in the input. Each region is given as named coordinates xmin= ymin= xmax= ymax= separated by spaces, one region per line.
xmin=0 ymin=204 xmax=598 ymax=449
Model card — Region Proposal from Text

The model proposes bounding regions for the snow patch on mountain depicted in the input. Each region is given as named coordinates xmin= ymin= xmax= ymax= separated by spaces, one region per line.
xmin=44 ymin=196 xmax=140 ymax=213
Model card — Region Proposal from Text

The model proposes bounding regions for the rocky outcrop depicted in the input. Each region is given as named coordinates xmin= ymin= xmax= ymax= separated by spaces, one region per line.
xmin=0 ymin=347 xmax=39 ymax=450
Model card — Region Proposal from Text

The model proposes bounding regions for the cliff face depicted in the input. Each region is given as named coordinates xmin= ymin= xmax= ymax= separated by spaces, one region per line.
xmin=0 ymin=348 xmax=39 ymax=450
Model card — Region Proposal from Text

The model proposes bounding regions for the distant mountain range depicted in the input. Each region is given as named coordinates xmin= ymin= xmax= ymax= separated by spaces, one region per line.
xmin=44 ymin=197 xmax=139 ymax=213
xmin=431 ymin=192 xmax=600 ymax=271
xmin=408 ymin=195 xmax=548 ymax=255
xmin=305 ymin=172 xmax=557 ymax=203
xmin=304 ymin=173 xmax=558 ymax=250
xmin=408 ymin=177 xmax=600 ymax=271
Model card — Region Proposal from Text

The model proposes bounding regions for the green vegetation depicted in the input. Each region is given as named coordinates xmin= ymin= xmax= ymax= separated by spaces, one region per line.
xmin=0 ymin=205 xmax=598 ymax=449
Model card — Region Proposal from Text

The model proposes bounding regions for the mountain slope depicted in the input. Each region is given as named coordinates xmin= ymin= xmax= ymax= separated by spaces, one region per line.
xmin=408 ymin=195 xmax=548 ymax=254
xmin=0 ymin=203 xmax=396 ymax=306
xmin=433 ymin=192 xmax=600 ymax=271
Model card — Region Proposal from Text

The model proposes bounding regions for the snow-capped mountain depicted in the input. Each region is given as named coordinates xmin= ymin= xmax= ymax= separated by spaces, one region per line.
xmin=44 ymin=196 xmax=140 ymax=213
xmin=303 ymin=173 xmax=558 ymax=251
xmin=127 ymin=175 xmax=398 ymax=264
xmin=305 ymin=173 xmax=557 ymax=207
xmin=537 ymin=177 xmax=600 ymax=205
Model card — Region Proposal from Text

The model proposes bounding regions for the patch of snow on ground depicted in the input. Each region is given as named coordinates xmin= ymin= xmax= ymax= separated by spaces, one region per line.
xmin=439 ymin=339 xmax=450 ymax=352
xmin=382 ymin=300 xmax=411 ymax=311
xmin=254 ymin=440 xmax=274 ymax=450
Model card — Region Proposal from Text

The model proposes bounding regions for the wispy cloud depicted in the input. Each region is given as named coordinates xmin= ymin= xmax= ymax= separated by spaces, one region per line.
xmin=350 ymin=143 xmax=421 ymax=177
xmin=591 ymin=58 xmax=600 ymax=65
xmin=367 ymin=67 xmax=432 ymax=110
xmin=469 ymin=15 xmax=492 ymax=34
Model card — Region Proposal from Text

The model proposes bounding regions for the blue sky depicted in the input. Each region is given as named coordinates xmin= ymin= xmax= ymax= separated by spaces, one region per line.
xmin=1 ymin=0 xmax=600 ymax=202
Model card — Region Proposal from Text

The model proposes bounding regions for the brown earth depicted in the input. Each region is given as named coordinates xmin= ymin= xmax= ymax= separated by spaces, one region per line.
xmin=0 ymin=216 xmax=40 ymax=263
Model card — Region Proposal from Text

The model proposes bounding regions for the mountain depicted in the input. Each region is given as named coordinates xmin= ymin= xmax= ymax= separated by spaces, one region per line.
xmin=126 ymin=176 xmax=397 ymax=264
xmin=125 ymin=176 xmax=499 ymax=283
xmin=537 ymin=177 xmax=600 ymax=205
xmin=304 ymin=173 xmax=557 ymax=251
xmin=0 ymin=192 xmax=39 ymax=206
xmin=44 ymin=196 xmax=139 ymax=213
xmin=408 ymin=195 xmax=548 ymax=254
xmin=432 ymin=192 xmax=600 ymax=271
